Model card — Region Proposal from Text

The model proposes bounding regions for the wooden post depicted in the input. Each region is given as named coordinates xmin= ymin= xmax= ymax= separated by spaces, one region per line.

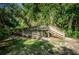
xmin=47 ymin=31 xmax=50 ymax=37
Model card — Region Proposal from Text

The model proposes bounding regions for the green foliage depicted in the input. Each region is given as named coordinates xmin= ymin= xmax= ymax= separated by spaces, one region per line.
xmin=0 ymin=39 xmax=54 ymax=55
xmin=0 ymin=38 xmax=65 ymax=55
xmin=0 ymin=4 xmax=19 ymax=28
xmin=0 ymin=27 xmax=11 ymax=39
xmin=0 ymin=4 xmax=21 ymax=39
xmin=0 ymin=3 xmax=79 ymax=39
xmin=1 ymin=3 xmax=79 ymax=55
xmin=50 ymin=4 xmax=79 ymax=38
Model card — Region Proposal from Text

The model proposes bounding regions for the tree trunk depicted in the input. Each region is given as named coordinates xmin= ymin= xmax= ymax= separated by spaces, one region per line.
xmin=68 ymin=15 xmax=73 ymax=30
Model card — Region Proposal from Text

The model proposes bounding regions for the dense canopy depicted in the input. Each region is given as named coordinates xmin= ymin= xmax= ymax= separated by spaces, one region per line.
xmin=0 ymin=3 xmax=79 ymax=55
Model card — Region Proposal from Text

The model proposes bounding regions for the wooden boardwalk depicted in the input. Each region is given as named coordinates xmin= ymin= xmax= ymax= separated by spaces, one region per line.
xmin=13 ymin=26 xmax=65 ymax=39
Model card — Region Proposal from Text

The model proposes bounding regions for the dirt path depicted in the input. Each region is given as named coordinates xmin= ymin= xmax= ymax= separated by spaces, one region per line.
xmin=63 ymin=37 xmax=79 ymax=54
xmin=48 ymin=26 xmax=79 ymax=54
xmin=41 ymin=36 xmax=79 ymax=54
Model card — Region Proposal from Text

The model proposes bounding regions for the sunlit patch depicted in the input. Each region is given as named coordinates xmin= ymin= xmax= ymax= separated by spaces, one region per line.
xmin=23 ymin=39 xmax=38 ymax=45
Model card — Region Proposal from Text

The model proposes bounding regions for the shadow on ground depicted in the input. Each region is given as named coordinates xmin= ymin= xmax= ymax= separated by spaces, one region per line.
xmin=61 ymin=47 xmax=79 ymax=55
xmin=0 ymin=38 xmax=54 ymax=55
xmin=0 ymin=38 xmax=79 ymax=55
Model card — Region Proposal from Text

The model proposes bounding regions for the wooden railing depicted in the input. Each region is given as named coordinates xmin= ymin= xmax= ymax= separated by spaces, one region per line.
xmin=12 ymin=25 xmax=65 ymax=39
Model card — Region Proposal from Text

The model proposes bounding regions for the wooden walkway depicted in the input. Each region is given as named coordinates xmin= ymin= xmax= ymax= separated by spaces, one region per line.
xmin=12 ymin=26 xmax=65 ymax=39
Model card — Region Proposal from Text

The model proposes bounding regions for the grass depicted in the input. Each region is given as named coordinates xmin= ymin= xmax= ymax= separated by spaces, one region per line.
xmin=0 ymin=37 xmax=64 ymax=55
xmin=23 ymin=39 xmax=38 ymax=45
